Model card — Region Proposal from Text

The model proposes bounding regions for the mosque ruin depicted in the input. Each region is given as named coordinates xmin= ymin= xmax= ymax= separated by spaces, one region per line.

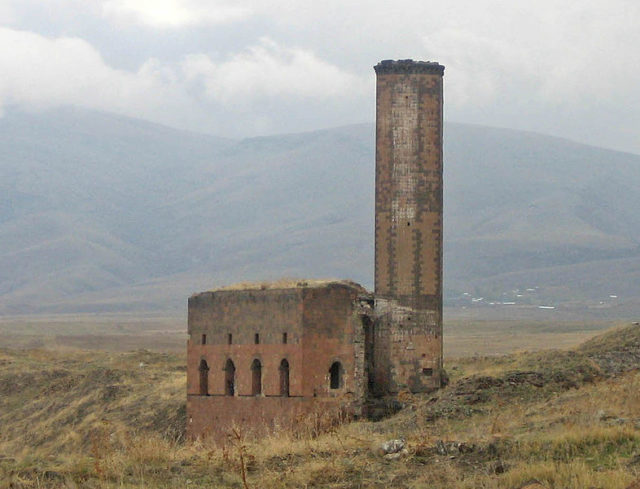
xmin=186 ymin=59 xmax=445 ymax=440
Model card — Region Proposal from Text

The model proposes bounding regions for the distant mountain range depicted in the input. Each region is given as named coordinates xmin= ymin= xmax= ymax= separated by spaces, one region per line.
xmin=1 ymin=107 xmax=640 ymax=315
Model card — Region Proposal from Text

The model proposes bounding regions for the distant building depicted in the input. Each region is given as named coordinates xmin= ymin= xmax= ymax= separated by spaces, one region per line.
xmin=186 ymin=59 xmax=445 ymax=440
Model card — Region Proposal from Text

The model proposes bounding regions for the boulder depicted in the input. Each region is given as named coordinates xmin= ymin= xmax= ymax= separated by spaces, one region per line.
xmin=377 ymin=439 xmax=409 ymax=459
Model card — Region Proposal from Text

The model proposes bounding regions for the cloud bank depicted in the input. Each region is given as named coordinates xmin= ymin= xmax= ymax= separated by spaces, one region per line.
xmin=0 ymin=28 xmax=366 ymax=135
xmin=182 ymin=38 xmax=364 ymax=103
xmin=0 ymin=0 xmax=638 ymax=152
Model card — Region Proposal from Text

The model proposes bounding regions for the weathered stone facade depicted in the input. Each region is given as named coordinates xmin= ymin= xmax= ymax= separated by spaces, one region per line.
xmin=186 ymin=281 xmax=373 ymax=440
xmin=373 ymin=59 xmax=445 ymax=392
xmin=186 ymin=59 xmax=444 ymax=440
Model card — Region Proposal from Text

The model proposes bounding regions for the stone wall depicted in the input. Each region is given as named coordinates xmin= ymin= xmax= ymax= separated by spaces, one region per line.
xmin=373 ymin=298 xmax=442 ymax=393
xmin=186 ymin=282 xmax=370 ymax=440
xmin=187 ymin=288 xmax=305 ymax=398
xmin=373 ymin=59 xmax=444 ymax=392
xmin=300 ymin=284 xmax=369 ymax=401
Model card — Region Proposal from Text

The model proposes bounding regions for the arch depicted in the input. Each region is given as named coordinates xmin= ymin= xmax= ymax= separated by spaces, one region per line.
xmin=329 ymin=361 xmax=343 ymax=390
xmin=251 ymin=359 xmax=262 ymax=396
xmin=279 ymin=359 xmax=290 ymax=397
xmin=198 ymin=359 xmax=209 ymax=396
xmin=224 ymin=359 xmax=235 ymax=396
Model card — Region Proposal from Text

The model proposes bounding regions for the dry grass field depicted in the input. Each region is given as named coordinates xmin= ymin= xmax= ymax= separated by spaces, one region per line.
xmin=0 ymin=315 xmax=186 ymax=352
xmin=2 ymin=319 xmax=640 ymax=488
xmin=0 ymin=313 xmax=617 ymax=357
xmin=443 ymin=317 xmax=618 ymax=357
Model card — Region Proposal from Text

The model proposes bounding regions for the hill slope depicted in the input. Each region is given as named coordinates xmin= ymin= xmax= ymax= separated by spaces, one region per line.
xmin=2 ymin=108 xmax=640 ymax=314
xmin=3 ymin=324 xmax=640 ymax=488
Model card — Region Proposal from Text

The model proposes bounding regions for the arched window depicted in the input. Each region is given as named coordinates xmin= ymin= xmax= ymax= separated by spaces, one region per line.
xmin=251 ymin=359 xmax=262 ymax=396
xmin=329 ymin=362 xmax=343 ymax=390
xmin=279 ymin=359 xmax=290 ymax=397
xmin=224 ymin=359 xmax=235 ymax=396
xmin=198 ymin=359 xmax=209 ymax=396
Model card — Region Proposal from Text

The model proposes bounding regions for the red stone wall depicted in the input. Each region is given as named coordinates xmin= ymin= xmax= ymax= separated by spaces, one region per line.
xmin=186 ymin=283 xmax=368 ymax=440
xmin=187 ymin=342 xmax=304 ymax=397
xmin=373 ymin=299 xmax=442 ymax=393
xmin=300 ymin=284 xmax=367 ymax=400
xmin=188 ymin=288 xmax=304 ymax=345
xmin=373 ymin=60 xmax=444 ymax=393
xmin=374 ymin=62 xmax=443 ymax=310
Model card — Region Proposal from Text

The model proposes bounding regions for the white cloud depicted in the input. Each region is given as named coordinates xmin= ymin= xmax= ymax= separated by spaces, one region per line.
xmin=0 ymin=27 xmax=202 ymax=127
xmin=1 ymin=0 xmax=638 ymax=151
xmin=408 ymin=0 xmax=640 ymax=152
xmin=181 ymin=38 xmax=365 ymax=104
xmin=420 ymin=1 xmax=640 ymax=111
xmin=0 ymin=28 xmax=366 ymax=137
xmin=102 ymin=0 xmax=251 ymax=28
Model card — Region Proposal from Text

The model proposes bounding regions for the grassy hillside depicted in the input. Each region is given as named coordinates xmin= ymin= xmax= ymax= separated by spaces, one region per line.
xmin=3 ymin=323 xmax=640 ymax=488
xmin=2 ymin=108 xmax=640 ymax=315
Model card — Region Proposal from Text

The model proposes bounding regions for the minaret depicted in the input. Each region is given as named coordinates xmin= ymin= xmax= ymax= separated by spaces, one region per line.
xmin=373 ymin=59 xmax=444 ymax=393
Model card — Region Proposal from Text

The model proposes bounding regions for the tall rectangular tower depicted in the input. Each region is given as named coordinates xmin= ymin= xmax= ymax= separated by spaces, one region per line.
xmin=373 ymin=59 xmax=444 ymax=393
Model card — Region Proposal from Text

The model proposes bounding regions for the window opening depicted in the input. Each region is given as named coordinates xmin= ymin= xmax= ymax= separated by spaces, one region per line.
xmin=422 ymin=368 xmax=433 ymax=376
xmin=201 ymin=334 xmax=207 ymax=345
xmin=251 ymin=359 xmax=262 ymax=395
xmin=329 ymin=362 xmax=343 ymax=390
xmin=224 ymin=359 xmax=235 ymax=396
xmin=279 ymin=359 xmax=290 ymax=397
xmin=227 ymin=333 xmax=232 ymax=345
xmin=198 ymin=359 xmax=209 ymax=396
xmin=282 ymin=332 xmax=287 ymax=344
xmin=254 ymin=333 xmax=260 ymax=344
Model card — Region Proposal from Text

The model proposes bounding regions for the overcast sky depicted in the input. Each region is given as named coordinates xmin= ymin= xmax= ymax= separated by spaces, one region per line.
xmin=1 ymin=0 xmax=638 ymax=153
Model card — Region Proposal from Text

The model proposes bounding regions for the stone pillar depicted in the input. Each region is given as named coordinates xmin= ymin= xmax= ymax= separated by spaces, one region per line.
xmin=373 ymin=59 xmax=444 ymax=393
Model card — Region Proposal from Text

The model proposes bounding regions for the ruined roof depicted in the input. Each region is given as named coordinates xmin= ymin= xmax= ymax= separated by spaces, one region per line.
xmin=202 ymin=279 xmax=369 ymax=294
xmin=374 ymin=59 xmax=444 ymax=75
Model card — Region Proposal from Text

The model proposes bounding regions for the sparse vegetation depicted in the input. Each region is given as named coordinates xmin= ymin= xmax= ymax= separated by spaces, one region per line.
xmin=2 ymin=323 xmax=640 ymax=488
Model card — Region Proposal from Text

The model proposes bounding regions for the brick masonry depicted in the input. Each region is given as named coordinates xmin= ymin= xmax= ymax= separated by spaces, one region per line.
xmin=373 ymin=60 xmax=444 ymax=393
xmin=186 ymin=282 xmax=373 ymax=440
xmin=186 ymin=59 xmax=444 ymax=440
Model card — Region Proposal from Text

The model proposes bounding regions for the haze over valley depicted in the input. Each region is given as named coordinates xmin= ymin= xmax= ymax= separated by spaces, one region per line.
xmin=1 ymin=107 xmax=640 ymax=316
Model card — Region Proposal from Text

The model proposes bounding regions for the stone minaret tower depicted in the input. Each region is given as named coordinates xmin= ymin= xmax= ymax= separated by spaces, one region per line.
xmin=372 ymin=59 xmax=444 ymax=394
